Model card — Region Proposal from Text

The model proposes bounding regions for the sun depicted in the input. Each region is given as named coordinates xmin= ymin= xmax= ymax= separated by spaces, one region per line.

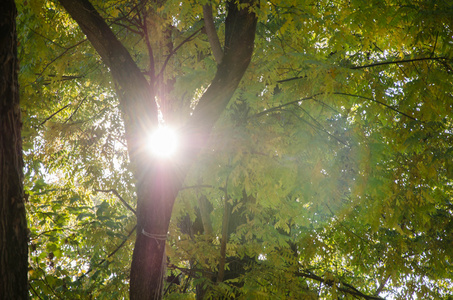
xmin=148 ymin=126 xmax=179 ymax=158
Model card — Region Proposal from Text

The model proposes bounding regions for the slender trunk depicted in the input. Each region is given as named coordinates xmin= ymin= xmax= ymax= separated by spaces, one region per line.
xmin=217 ymin=196 xmax=231 ymax=283
xmin=0 ymin=0 xmax=29 ymax=298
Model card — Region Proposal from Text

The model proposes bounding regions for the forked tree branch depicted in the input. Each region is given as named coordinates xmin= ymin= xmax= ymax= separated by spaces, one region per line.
xmin=186 ymin=0 xmax=258 ymax=151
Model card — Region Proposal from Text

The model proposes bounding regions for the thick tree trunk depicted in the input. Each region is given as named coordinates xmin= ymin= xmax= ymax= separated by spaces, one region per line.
xmin=0 ymin=0 xmax=29 ymax=298
xmin=130 ymin=161 xmax=185 ymax=299
xmin=57 ymin=0 xmax=257 ymax=299
xmin=131 ymin=3 xmax=257 ymax=297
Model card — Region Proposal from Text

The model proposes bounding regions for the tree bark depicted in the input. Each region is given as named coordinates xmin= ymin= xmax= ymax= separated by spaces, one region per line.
xmin=56 ymin=0 xmax=158 ymax=158
xmin=203 ymin=3 xmax=224 ymax=64
xmin=56 ymin=0 xmax=257 ymax=299
xmin=0 ymin=0 xmax=29 ymax=298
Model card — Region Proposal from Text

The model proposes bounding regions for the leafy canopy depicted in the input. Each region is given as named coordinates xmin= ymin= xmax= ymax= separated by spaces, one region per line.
xmin=18 ymin=0 xmax=453 ymax=298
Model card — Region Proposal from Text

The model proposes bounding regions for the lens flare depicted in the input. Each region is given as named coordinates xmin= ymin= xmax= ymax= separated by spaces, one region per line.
xmin=148 ymin=126 xmax=178 ymax=158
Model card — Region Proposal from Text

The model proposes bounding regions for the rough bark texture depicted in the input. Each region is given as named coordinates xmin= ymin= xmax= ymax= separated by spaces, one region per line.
xmin=0 ymin=0 xmax=29 ymax=298
xmin=57 ymin=0 xmax=257 ymax=299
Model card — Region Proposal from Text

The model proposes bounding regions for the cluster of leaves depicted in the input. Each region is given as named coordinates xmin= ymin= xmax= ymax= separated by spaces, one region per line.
xmin=18 ymin=0 xmax=452 ymax=299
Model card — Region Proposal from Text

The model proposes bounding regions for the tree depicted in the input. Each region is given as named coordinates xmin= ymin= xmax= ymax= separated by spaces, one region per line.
xmin=18 ymin=0 xmax=453 ymax=299
xmin=0 ymin=0 xmax=28 ymax=298
xmin=55 ymin=0 xmax=257 ymax=298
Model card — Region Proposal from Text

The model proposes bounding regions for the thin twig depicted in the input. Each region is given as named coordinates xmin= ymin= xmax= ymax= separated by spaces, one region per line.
xmin=39 ymin=103 xmax=72 ymax=126
xmin=250 ymin=95 xmax=319 ymax=119
xmin=158 ymin=28 xmax=202 ymax=79
xmin=252 ymin=91 xmax=417 ymax=122
xmin=42 ymin=75 xmax=85 ymax=85
xmin=248 ymin=94 xmax=349 ymax=146
xmin=77 ymin=224 xmax=137 ymax=281
xmin=179 ymin=184 xmax=220 ymax=191
xmin=350 ymin=56 xmax=447 ymax=70
xmin=29 ymin=282 xmax=45 ymax=300
xmin=64 ymin=96 xmax=87 ymax=124
xmin=167 ymin=263 xmax=216 ymax=277
xmin=95 ymin=189 xmax=136 ymax=215
xmin=295 ymin=106 xmax=349 ymax=146
xmin=33 ymin=39 xmax=87 ymax=85
xmin=278 ymin=56 xmax=449 ymax=83
xmin=296 ymin=271 xmax=385 ymax=300
xmin=325 ymin=204 xmax=370 ymax=245
xmin=333 ymin=92 xmax=416 ymax=121
xmin=27 ymin=27 xmax=66 ymax=49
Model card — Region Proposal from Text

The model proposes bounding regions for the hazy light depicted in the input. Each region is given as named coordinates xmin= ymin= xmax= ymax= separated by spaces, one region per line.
xmin=148 ymin=126 xmax=178 ymax=158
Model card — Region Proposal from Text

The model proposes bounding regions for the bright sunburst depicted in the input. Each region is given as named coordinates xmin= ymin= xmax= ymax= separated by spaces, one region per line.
xmin=148 ymin=126 xmax=179 ymax=158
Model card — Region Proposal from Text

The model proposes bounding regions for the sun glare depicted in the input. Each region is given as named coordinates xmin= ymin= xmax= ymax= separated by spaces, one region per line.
xmin=148 ymin=126 xmax=179 ymax=158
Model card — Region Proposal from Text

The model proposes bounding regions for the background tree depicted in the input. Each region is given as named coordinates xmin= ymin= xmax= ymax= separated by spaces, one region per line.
xmin=0 ymin=0 xmax=28 ymax=298
xmin=18 ymin=0 xmax=453 ymax=299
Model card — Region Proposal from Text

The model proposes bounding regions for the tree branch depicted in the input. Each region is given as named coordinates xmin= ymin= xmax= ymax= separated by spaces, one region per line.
xmin=179 ymin=184 xmax=218 ymax=191
xmin=158 ymin=27 xmax=202 ymax=80
xmin=29 ymin=284 xmax=44 ymax=300
xmin=142 ymin=12 xmax=155 ymax=80
xmin=333 ymin=92 xmax=417 ymax=121
xmin=250 ymin=91 xmax=417 ymax=123
xmin=41 ymin=74 xmax=85 ymax=85
xmin=57 ymin=0 xmax=158 ymax=157
xmin=78 ymin=225 xmax=137 ymax=281
xmin=277 ymin=56 xmax=449 ymax=83
xmin=27 ymin=26 xmax=66 ymax=49
xmin=63 ymin=96 xmax=87 ymax=123
xmin=375 ymin=275 xmax=390 ymax=296
xmin=95 ymin=189 xmax=136 ymax=215
xmin=39 ymin=103 xmax=72 ymax=126
xmin=249 ymin=95 xmax=318 ymax=119
xmin=185 ymin=0 xmax=258 ymax=154
xmin=296 ymin=271 xmax=385 ymax=300
xmin=350 ymin=56 xmax=448 ymax=70
xmin=277 ymin=75 xmax=307 ymax=83
xmin=167 ymin=263 xmax=216 ymax=278
xmin=294 ymin=106 xmax=349 ymax=146
xmin=203 ymin=3 xmax=224 ymax=64
xmin=32 ymin=39 xmax=87 ymax=85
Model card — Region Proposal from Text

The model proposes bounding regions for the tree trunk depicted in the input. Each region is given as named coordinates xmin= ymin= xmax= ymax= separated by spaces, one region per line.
xmin=57 ymin=0 xmax=257 ymax=298
xmin=0 ymin=0 xmax=29 ymax=298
